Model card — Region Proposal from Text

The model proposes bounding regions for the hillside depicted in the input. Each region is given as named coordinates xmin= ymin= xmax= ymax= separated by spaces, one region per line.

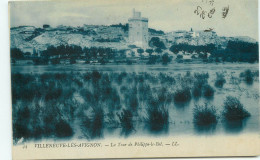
xmin=10 ymin=24 xmax=257 ymax=54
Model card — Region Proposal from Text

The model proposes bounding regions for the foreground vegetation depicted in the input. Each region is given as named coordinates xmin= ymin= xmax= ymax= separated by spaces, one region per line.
xmin=12 ymin=69 xmax=258 ymax=143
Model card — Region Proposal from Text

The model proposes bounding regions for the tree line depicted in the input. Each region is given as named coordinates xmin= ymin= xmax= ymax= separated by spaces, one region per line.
xmin=10 ymin=40 xmax=259 ymax=64
xmin=169 ymin=41 xmax=259 ymax=63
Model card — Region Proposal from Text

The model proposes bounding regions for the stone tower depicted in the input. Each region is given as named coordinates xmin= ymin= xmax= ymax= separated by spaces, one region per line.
xmin=128 ymin=9 xmax=149 ymax=49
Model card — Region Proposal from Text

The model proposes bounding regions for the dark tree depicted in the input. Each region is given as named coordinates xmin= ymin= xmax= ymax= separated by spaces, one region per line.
xmin=137 ymin=48 xmax=144 ymax=54
xmin=148 ymin=28 xmax=165 ymax=35
xmin=155 ymin=48 xmax=163 ymax=54
xmin=11 ymin=48 xmax=24 ymax=59
xmin=161 ymin=53 xmax=172 ymax=65
xmin=149 ymin=37 xmax=166 ymax=49
xmin=145 ymin=49 xmax=154 ymax=54
xmin=225 ymin=41 xmax=258 ymax=63
xmin=147 ymin=55 xmax=159 ymax=64
xmin=170 ymin=43 xmax=216 ymax=54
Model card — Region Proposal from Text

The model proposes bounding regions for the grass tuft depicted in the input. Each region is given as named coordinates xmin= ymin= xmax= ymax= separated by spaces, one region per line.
xmin=222 ymin=96 xmax=251 ymax=121
xmin=193 ymin=103 xmax=218 ymax=126
xmin=240 ymin=69 xmax=254 ymax=85
xmin=55 ymin=119 xmax=74 ymax=138
xmin=117 ymin=109 xmax=134 ymax=134
xmin=146 ymin=95 xmax=169 ymax=132
xmin=173 ymin=87 xmax=191 ymax=103
xmin=215 ymin=72 xmax=226 ymax=88
xmin=203 ymin=84 xmax=214 ymax=98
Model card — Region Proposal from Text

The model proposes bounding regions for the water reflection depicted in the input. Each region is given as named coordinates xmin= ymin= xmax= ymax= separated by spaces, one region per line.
xmin=223 ymin=118 xmax=249 ymax=134
xmin=12 ymin=63 xmax=259 ymax=74
xmin=174 ymin=101 xmax=191 ymax=111
xmin=120 ymin=128 xmax=135 ymax=137
xmin=145 ymin=122 xmax=169 ymax=135
xmin=203 ymin=95 xmax=214 ymax=101
xmin=193 ymin=124 xmax=217 ymax=134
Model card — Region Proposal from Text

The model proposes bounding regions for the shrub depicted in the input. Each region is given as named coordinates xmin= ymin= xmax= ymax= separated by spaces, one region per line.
xmin=120 ymin=85 xmax=128 ymax=94
xmin=54 ymin=73 xmax=68 ymax=80
xmin=80 ymin=89 xmax=93 ymax=104
xmin=149 ymin=37 xmax=166 ymax=49
xmin=92 ymin=70 xmax=101 ymax=83
xmin=117 ymin=109 xmax=134 ymax=133
xmin=193 ymin=104 xmax=218 ymax=126
xmin=192 ymin=73 xmax=208 ymax=95
xmin=176 ymin=54 xmax=183 ymax=59
xmin=158 ymin=73 xmax=175 ymax=84
xmin=14 ymin=82 xmax=41 ymax=102
xmin=44 ymin=87 xmax=63 ymax=101
xmin=81 ymin=107 xmax=104 ymax=139
xmin=137 ymin=48 xmax=144 ymax=54
xmin=70 ymin=58 xmax=76 ymax=64
xmin=147 ymin=55 xmax=159 ymax=64
xmin=55 ymin=119 xmax=74 ymax=138
xmin=161 ymin=53 xmax=172 ymax=65
xmin=11 ymin=48 xmax=24 ymax=59
xmin=108 ymin=88 xmax=121 ymax=110
xmin=40 ymin=73 xmax=54 ymax=82
xmin=33 ymin=58 xmax=49 ymax=65
xmin=173 ymin=88 xmax=191 ymax=103
xmin=128 ymin=45 xmax=137 ymax=48
xmin=91 ymin=109 xmax=104 ymax=137
xmin=215 ymin=72 xmax=226 ymax=88
xmin=99 ymin=58 xmax=107 ymax=65
xmin=222 ymin=96 xmax=251 ymax=121
xmin=13 ymin=106 xmax=31 ymax=141
xmin=30 ymin=103 xmax=44 ymax=139
xmin=145 ymin=49 xmax=153 ymax=54
xmin=41 ymin=102 xmax=61 ymax=136
xmin=73 ymin=78 xmax=83 ymax=87
xmin=31 ymin=124 xmax=44 ymax=139
xmin=194 ymin=72 xmax=209 ymax=80
xmin=13 ymin=120 xmax=30 ymax=141
xmin=240 ymin=69 xmax=254 ymax=84
xmin=192 ymin=85 xmax=201 ymax=98
xmin=146 ymin=103 xmax=169 ymax=132
xmin=12 ymin=73 xmax=35 ymax=86
xmin=126 ymin=60 xmax=133 ymax=65
xmin=203 ymin=84 xmax=214 ymax=98
xmin=129 ymin=95 xmax=138 ymax=111
xmin=138 ymin=83 xmax=152 ymax=101
xmin=126 ymin=92 xmax=139 ymax=111
xmin=157 ymin=87 xmax=173 ymax=104
xmin=83 ymin=72 xmax=92 ymax=81
xmin=192 ymin=87 xmax=201 ymax=97
xmin=115 ymin=72 xmax=127 ymax=85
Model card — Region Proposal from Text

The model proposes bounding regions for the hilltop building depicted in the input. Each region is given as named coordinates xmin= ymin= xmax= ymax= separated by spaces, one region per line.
xmin=128 ymin=9 xmax=149 ymax=48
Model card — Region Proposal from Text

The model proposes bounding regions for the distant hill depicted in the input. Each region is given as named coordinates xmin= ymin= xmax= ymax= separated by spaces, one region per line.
xmin=10 ymin=24 xmax=257 ymax=54
xmin=232 ymin=36 xmax=257 ymax=43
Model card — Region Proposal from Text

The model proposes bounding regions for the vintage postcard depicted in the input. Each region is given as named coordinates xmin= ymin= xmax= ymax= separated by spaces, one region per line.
xmin=9 ymin=0 xmax=260 ymax=159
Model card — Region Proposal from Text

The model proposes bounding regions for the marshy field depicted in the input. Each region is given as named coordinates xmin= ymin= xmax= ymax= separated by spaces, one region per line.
xmin=11 ymin=63 xmax=259 ymax=143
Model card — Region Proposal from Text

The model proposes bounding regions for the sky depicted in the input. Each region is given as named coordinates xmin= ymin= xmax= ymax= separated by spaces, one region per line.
xmin=9 ymin=0 xmax=258 ymax=40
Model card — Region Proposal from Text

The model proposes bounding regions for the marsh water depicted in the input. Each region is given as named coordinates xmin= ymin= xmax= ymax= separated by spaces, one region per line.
xmin=12 ymin=63 xmax=259 ymax=139
xmin=11 ymin=62 xmax=259 ymax=75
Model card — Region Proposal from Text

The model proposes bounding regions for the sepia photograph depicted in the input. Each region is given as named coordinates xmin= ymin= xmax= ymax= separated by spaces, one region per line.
xmin=8 ymin=0 xmax=260 ymax=159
